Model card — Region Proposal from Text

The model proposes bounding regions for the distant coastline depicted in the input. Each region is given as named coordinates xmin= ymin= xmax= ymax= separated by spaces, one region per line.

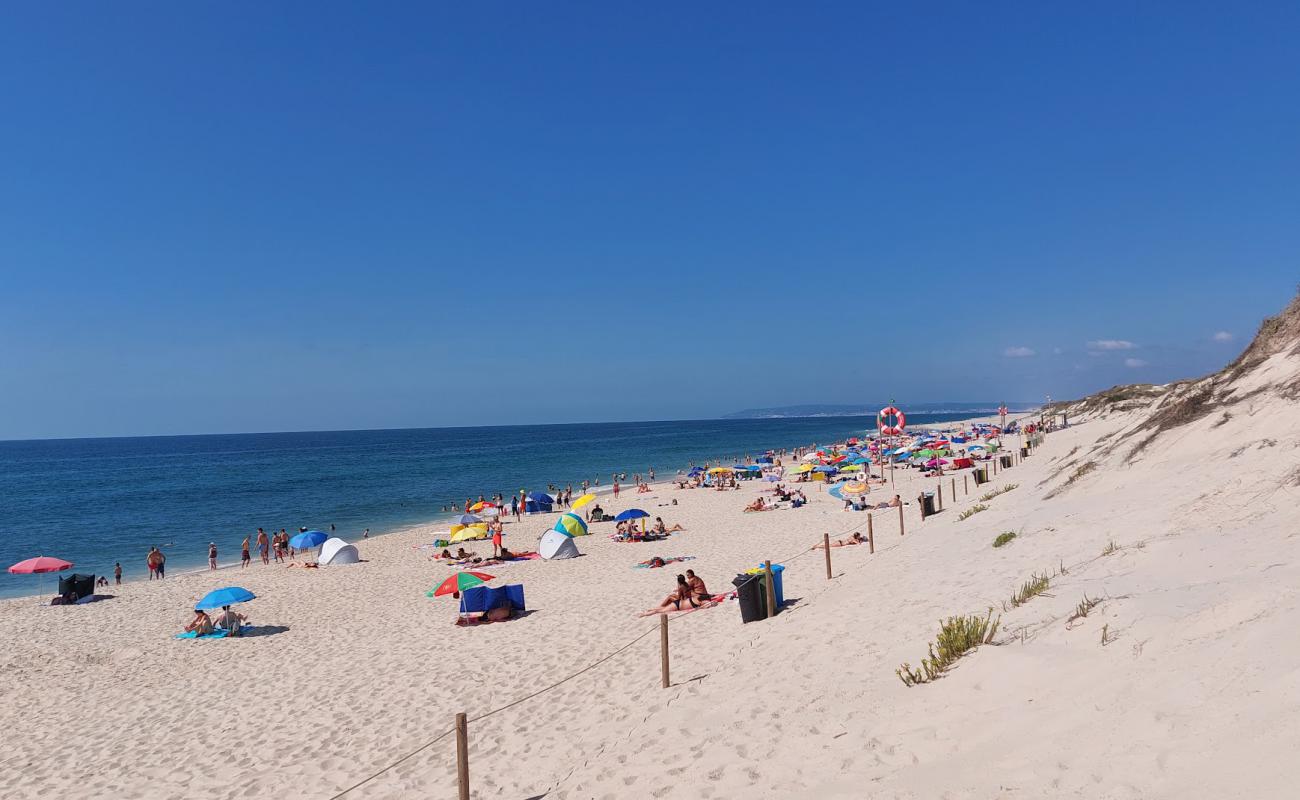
xmin=723 ymin=402 xmax=1039 ymax=420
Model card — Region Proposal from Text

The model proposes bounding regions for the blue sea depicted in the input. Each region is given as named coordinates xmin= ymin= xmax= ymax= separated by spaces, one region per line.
xmin=0 ymin=414 xmax=973 ymax=598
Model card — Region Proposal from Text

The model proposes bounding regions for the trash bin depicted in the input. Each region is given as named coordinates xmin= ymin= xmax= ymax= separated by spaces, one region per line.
xmin=920 ymin=492 xmax=936 ymax=517
xmin=733 ymin=572 xmax=768 ymax=623
xmin=1020 ymin=446 xmax=1029 ymax=459
xmin=746 ymin=564 xmax=785 ymax=607
xmin=973 ymin=467 xmax=989 ymax=485
xmin=1000 ymin=455 xmax=1012 ymax=469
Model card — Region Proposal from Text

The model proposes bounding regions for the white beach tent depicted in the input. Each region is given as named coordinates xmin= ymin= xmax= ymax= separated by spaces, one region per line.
xmin=318 ymin=537 xmax=360 ymax=566
xmin=538 ymin=529 xmax=580 ymax=560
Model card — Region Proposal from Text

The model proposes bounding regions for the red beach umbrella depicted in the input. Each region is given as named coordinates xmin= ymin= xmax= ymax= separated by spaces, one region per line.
xmin=8 ymin=556 xmax=73 ymax=574
xmin=429 ymin=571 xmax=494 ymax=597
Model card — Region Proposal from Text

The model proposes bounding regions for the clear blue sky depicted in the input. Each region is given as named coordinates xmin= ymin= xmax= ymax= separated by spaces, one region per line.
xmin=3 ymin=3 xmax=1297 ymax=439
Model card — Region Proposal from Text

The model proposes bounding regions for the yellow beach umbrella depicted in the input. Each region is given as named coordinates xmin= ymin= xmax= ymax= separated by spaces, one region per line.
xmin=571 ymin=493 xmax=597 ymax=511
xmin=707 ymin=467 xmax=733 ymax=474
xmin=795 ymin=463 xmax=814 ymax=473
xmin=449 ymin=523 xmax=489 ymax=543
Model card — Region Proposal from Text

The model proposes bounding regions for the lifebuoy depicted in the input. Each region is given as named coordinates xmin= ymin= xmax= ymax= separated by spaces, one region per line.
xmin=878 ymin=405 xmax=906 ymax=435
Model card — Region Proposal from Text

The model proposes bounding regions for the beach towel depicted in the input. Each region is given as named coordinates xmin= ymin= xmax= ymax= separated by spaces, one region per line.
xmin=633 ymin=556 xmax=696 ymax=569
xmin=175 ymin=629 xmax=230 ymax=640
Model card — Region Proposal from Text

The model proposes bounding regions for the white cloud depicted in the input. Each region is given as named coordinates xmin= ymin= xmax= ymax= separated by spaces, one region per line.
xmin=1087 ymin=339 xmax=1136 ymax=351
xmin=1212 ymin=331 xmax=1234 ymax=342
xmin=1124 ymin=358 xmax=1148 ymax=368
xmin=1003 ymin=346 xmax=1036 ymax=358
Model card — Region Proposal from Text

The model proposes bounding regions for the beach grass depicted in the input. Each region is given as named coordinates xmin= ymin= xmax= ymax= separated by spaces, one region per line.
xmin=958 ymin=504 xmax=989 ymax=521
xmin=992 ymin=531 xmax=1017 ymax=548
xmin=896 ymin=610 xmax=1001 ymax=686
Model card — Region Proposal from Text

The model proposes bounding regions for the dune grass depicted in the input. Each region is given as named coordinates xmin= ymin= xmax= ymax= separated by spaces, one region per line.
xmin=897 ymin=610 xmax=1001 ymax=686
xmin=979 ymin=483 xmax=1018 ymax=502
xmin=992 ymin=531 xmax=1017 ymax=548
xmin=958 ymin=504 xmax=989 ymax=521
xmin=1006 ymin=572 xmax=1050 ymax=609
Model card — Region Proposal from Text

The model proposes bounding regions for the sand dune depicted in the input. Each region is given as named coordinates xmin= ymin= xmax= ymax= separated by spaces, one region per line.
xmin=6 ymin=298 xmax=1300 ymax=799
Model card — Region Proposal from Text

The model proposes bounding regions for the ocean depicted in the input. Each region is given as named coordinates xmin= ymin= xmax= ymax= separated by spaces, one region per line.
xmin=0 ymin=413 xmax=975 ymax=598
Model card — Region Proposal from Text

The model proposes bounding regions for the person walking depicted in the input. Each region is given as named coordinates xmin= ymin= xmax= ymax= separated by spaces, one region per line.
xmin=208 ymin=542 xmax=219 ymax=570
xmin=241 ymin=535 xmax=251 ymax=568
xmin=114 ymin=562 xmax=122 ymax=585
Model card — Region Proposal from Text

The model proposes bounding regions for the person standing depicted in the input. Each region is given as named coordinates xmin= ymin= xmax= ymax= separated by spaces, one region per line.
xmin=362 ymin=528 xmax=370 ymax=539
xmin=649 ymin=467 xmax=655 ymax=482
xmin=491 ymin=520 xmax=504 ymax=558
xmin=613 ymin=480 xmax=620 ymax=499
xmin=147 ymin=547 xmax=160 ymax=580
xmin=114 ymin=562 xmax=122 ymax=585
xmin=241 ymin=535 xmax=251 ymax=568
xmin=208 ymin=542 xmax=218 ymax=570
xmin=257 ymin=528 xmax=269 ymax=565
xmin=155 ymin=548 xmax=166 ymax=579
xmin=510 ymin=494 xmax=519 ymax=520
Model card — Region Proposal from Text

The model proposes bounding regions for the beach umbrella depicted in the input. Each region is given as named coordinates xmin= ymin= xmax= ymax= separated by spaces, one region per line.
xmin=553 ymin=512 xmax=588 ymax=537
xmin=795 ymin=463 xmax=814 ymax=473
xmin=926 ymin=458 xmax=949 ymax=467
xmin=449 ymin=523 xmax=490 ymax=543
xmin=195 ymin=586 xmax=256 ymax=611
xmin=289 ymin=530 xmax=329 ymax=550
xmin=468 ymin=501 xmax=496 ymax=513
xmin=755 ymin=457 xmax=773 ymax=465
xmin=8 ymin=556 xmax=73 ymax=574
xmin=828 ymin=484 xmax=844 ymax=500
xmin=813 ymin=466 xmax=837 ymax=473
xmin=801 ymin=453 xmax=820 ymax=462
xmin=707 ymin=467 xmax=733 ymax=474
xmin=839 ymin=464 xmax=862 ymax=472
xmin=571 ymin=493 xmax=597 ymax=510
xmin=428 ymin=571 xmax=494 ymax=598
xmin=456 ymin=514 xmax=482 ymax=526
xmin=614 ymin=509 xmax=650 ymax=521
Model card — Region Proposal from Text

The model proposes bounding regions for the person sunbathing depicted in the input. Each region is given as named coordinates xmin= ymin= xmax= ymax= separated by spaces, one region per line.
xmin=214 ymin=607 xmax=247 ymax=635
xmin=814 ymin=532 xmax=867 ymax=549
xmin=499 ymin=546 xmax=517 ymax=560
xmin=685 ymin=569 xmax=711 ymax=601
xmin=743 ymin=497 xmax=768 ymax=512
xmin=651 ymin=517 xmax=685 ymax=534
xmin=184 ymin=610 xmax=214 ymax=635
xmin=639 ymin=575 xmax=700 ymax=616
xmin=437 ymin=549 xmax=454 ymax=559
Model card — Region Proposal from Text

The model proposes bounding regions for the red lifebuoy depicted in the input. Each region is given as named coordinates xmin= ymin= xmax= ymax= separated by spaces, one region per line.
xmin=879 ymin=405 xmax=907 ymax=435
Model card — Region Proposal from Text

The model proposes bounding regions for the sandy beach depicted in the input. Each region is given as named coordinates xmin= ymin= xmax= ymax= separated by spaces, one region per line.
xmin=5 ymin=305 xmax=1300 ymax=799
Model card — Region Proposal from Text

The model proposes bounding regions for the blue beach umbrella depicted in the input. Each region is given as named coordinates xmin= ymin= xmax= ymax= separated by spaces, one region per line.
xmin=195 ymin=586 xmax=256 ymax=611
xmin=828 ymin=484 xmax=845 ymax=500
xmin=615 ymin=509 xmax=650 ymax=521
xmin=289 ymin=530 xmax=329 ymax=549
xmin=813 ymin=466 xmax=837 ymax=473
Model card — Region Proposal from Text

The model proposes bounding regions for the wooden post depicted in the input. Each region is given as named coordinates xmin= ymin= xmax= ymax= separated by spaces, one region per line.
xmin=867 ymin=514 xmax=875 ymax=553
xmin=898 ymin=502 xmax=905 ymax=536
xmin=455 ymin=712 xmax=469 ymax=800
xmin=938 ymin=482 xmax=943 ymax=511
xmin=763 ymin=560 xmax=778 ymax=618
xmin=918 ymin=494 xmax=926 ymax=521
xmin=951 ymin=477 xmax=956 ymax=500
xmin=964 ymin=474 xmax=969 ymax=495
xmin=660 ymin=614 xmax=670 ymax=688
xmin=823 ymin=533 xmax=832 ymax=580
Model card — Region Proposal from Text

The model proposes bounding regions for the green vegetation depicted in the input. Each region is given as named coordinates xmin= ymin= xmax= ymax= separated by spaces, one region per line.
xmin=979 ymin=483 xmax=1018 ymax=502
xmin=1102 ymin=540 xmax=1119 ymax=556
xmin=1007 ymin=572 xmax=1051 ymax=609
xmin=992 ymin=531 xmax=1017 ymax=548
xmin=958 ymin=504 xmax=989 ymax=521
xmin=896 ymin=610 xmax=1001 ymax=687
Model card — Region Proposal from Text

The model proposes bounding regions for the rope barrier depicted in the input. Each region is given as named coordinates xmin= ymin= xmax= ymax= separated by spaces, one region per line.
xmin=328 ymin=481 xmax=930 ymax=797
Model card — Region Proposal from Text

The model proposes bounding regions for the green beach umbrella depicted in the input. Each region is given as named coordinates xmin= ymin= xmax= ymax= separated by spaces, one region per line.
xmin=427 ymin=571 xmax=494 ymax=598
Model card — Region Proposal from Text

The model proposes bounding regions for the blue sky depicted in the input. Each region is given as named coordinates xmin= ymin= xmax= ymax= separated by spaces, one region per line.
xmin=2 ymin=3 xmax=1298 ymax=439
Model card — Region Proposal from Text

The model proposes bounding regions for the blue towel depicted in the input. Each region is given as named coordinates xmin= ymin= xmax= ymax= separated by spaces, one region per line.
xmin=175 ymin=629 xmax=230 ymax=640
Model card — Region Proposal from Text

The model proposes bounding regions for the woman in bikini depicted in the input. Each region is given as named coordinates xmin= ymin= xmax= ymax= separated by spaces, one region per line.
xmin=639 ymin=575 xmax=700 ymax=616
xmin=184 ymin=610 xmax=214 ymax=635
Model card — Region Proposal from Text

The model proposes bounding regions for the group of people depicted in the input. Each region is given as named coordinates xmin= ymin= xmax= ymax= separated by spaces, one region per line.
xmin=640 ymin=569 xmax=711 ymax=615
xmin=184 ymin=606 xmax=248 ymax=636
xmin=201 ymin=527 xmax=335 ymax=573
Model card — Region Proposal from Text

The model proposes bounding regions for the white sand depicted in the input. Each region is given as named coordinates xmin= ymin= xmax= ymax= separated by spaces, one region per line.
xmin=4 ymin=348 xmax=1300 ymax=799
